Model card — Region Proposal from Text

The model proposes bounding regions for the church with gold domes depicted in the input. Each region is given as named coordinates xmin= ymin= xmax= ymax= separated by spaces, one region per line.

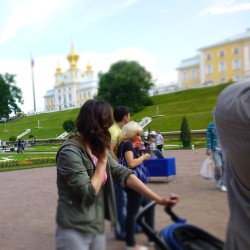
xmin=44 ymin=45 xmax=98 ymax=111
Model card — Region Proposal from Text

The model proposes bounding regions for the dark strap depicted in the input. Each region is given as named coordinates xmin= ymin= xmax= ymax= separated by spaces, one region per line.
xmin=119 ymin=141 xmax=128 ymax=166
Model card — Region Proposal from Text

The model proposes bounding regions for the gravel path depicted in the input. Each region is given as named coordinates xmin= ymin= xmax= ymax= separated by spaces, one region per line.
xmin=0 ymin=148 xmax=229 ymax=250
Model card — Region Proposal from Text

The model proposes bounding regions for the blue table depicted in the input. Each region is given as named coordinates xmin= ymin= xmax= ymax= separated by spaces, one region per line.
xmin=144 ymin=157 xmax=176 ymax=182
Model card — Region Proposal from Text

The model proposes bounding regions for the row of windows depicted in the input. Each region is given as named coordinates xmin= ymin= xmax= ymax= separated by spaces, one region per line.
xmin=79 ymin=91 xmax=91 ymax=99
xmin=205 ymin=75 xmax=240 ymax=84
xmin=206 ymin=47 xmax=240 ymax=60
xmin=183 ymin=74 xmax=247 ymax=86
xmin=183 ymin=70 xmax=198 ymax=81
xmin=57 ymin=87 xmax=71 ymax=93
xmin=46 ymin=91 xmax=92 ymax=106
xmin=182 ymin=59 xmax=241 ymax=81
xmin=206 ymin=59 xmax=241 ymax=74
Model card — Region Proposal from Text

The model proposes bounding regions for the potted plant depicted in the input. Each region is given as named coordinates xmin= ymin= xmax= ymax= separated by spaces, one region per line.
xmin=180 ymin=116 xmax=191 ymax=148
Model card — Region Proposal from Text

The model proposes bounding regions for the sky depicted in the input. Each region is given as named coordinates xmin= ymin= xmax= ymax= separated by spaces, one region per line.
xmin=0 ymin=0 xmax=249 ymax=113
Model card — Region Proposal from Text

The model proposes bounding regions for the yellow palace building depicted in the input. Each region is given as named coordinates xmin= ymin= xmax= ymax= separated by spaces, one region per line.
xmin=177 ymin=28 xmax=250 ymax=88
xmin=44 ymin=45 xmax=98 ymax=111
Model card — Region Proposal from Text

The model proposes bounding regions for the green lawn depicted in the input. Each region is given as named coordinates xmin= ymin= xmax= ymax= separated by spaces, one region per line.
xmin=0 ymin=82 xmax=231 ymax=142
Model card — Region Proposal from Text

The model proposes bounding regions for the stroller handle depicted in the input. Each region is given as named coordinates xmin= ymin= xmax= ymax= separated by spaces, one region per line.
xmin=137 ymin=201 xmax=186 ymax=224
xmin=165 ymin=206 xmax=186 ymax=223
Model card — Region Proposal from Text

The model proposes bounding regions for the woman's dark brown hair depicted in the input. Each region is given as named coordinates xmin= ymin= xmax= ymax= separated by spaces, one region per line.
xmin=76 ymin=100 xmax=113 ymax=156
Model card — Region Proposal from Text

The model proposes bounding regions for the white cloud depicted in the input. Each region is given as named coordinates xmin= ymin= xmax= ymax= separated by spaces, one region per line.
xmin=67 ymin=0 xmax=141 ymax=29
xmin=200 ymin=0 xmax=250 ymax=15
xmin=0 ymin=0 xmax=69 ymax=45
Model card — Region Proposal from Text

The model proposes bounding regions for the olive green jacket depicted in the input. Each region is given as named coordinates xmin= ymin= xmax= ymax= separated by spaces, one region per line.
xmin=56 ymin=138 xmax=133 ymax=234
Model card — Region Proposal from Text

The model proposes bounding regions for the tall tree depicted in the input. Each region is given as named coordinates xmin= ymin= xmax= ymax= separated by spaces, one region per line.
xmin=0 ymin=73 xmax=23 ymax=118
xmin=96 ymin=60 xmax=154 ymax=113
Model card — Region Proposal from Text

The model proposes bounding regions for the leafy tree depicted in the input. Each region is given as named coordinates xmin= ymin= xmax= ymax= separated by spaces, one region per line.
xmin=180 ymin=116 xmax=191 ymax=148
xmin=63 ymin=120 xmax=76 ymax=132
xmin=96 ymin=60 xmax=154 ymax=114
xmin=0 ymin=73 xmax=23 ymax=118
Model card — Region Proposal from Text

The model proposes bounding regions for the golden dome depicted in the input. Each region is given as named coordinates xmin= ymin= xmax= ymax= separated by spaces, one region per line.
xmin=86 ymin=61 xmax=93 ymax=73
xmin=67 ymin=44 xmax=79 ymax=69
xmin=55 ymin=61 xmax=62 ymax=74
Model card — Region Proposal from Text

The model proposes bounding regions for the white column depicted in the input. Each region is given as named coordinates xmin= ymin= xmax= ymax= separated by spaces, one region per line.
xmin=244 ymin=45 xmax=250 ymax=74
xmin=200 ymin=51 xmax=205 ymax=84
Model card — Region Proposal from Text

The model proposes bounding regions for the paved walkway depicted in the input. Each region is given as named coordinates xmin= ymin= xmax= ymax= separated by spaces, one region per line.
xmin=0 ymin=149 xmax=229 ymax=250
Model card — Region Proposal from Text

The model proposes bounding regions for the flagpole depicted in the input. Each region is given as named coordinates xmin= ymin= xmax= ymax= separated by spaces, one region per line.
xmin=31 ymin=55 xmax=36 ymax=113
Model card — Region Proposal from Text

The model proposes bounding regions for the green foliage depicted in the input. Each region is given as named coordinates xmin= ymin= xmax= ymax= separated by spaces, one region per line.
xmin=29 ymin=134 xmax=35 ymax=138
xmin=180 ymin=116 xmax=191 ymax=148
xmin=63 ymin=119 xmax=76 ymax=132
xmin=96 ymin=60 xmax=154 ymax=114
xmin=0 ymin=73 xmax=23 ymax=118
xmin=9 ymin=136 xmax=17 ymax=142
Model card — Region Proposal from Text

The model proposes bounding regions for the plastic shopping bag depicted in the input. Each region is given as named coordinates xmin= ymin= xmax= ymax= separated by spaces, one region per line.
xmin=200 ymin=157 xmax=214 ymax=179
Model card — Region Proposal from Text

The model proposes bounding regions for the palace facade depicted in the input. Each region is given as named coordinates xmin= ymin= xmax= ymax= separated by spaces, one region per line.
xmin=44 ymin=45 xmax=98 ymax=111
xmin=177 ymin=28 xmax=250 ymax=88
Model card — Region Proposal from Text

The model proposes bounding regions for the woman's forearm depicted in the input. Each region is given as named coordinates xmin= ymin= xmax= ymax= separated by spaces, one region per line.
xmin=126 ymin=174 xmax=162 ymax=202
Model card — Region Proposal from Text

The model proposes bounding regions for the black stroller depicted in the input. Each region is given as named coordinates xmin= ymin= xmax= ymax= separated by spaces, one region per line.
xmin=136 ymin=201 xmax=224 ymax=250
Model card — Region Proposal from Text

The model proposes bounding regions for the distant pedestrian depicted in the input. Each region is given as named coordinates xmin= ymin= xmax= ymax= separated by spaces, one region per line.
xmin=17 ymin=140 xmax=24 ymax=154
xmin=206 ymin=121 xmax=227 ymax=192
xmin=2 ymin=141 xmax=6 ymax=151
xmin=155 ymin=130 xmax=164 ymax=152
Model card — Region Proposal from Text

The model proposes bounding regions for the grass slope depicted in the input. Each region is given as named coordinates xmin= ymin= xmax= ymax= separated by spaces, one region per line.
xmin=0 ymin=83 xmax=230 ymax=141
xmin=133 ymin=83 xmax=230 ymax=132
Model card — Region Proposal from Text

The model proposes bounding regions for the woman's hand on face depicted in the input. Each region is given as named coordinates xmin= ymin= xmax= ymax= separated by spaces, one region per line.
xmin=157 ymin=193 xmax=180 ymax=207
xmin=95 ymin=149 xmax=108 ymax=164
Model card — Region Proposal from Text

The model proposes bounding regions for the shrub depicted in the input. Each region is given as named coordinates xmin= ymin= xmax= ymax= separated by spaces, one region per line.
xmin=180 ymin=116 xmax=191 ymax=148
xmin=9 ymin=136 xmax=17 ymax=142
xmin=63 ymin=120 xmax=76 ymax=133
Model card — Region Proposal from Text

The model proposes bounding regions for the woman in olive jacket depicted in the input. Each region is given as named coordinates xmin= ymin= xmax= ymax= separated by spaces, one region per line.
xmin=55 ymin=100 xmax=179 ymax=250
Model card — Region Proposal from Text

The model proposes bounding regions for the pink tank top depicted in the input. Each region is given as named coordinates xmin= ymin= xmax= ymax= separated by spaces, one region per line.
xmin=92 ymin=155 xmax=107 ymax=184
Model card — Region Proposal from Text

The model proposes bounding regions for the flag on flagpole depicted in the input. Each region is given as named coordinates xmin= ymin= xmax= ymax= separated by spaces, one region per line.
xmin=31 ymin=58 xmax=34 ymax=67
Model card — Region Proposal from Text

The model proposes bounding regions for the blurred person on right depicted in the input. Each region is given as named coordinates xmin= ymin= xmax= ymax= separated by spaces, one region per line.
xmin=215 ymin=81 xmax=250 ymax=250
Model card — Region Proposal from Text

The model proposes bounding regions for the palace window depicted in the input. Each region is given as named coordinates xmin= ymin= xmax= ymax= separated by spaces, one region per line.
xmin=206 ymin=53 xmax=212 ymax=60
xmin=183 ymin=71 xmax=188 ymax=81
xmin=219 ymin=50 xmax=225 ymax=58
xmin=233 ymin=47 xmax=240 ymax=55
xmin=233 ymin=59 xmax=241 ymax=69
xmin=206 ymin=64 xmax=213 ymax=74
xmin=219 ymin=61 xmax=226 ymax=72
xmin=233 ymin=75 xmax=241 ymax=81
xmin=191 ymin=70 xmax=197 ymax=79
xmin=220 ymin=77 xmax=227 ymax=83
